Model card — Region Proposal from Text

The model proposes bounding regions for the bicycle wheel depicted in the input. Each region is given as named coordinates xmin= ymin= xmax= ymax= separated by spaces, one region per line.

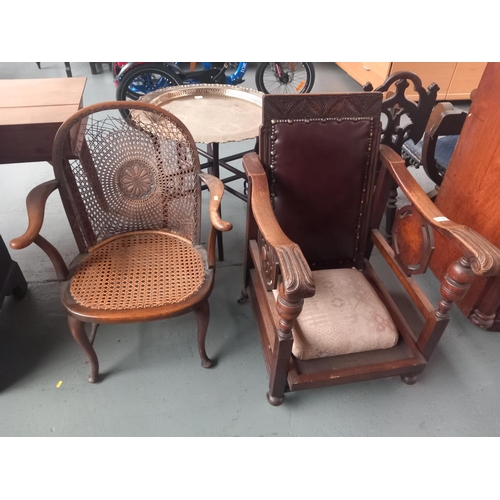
xmin=116 ymin=63 xmax=183 ymax=102
xmin=255 ymin=62 xmax=315 ymax=94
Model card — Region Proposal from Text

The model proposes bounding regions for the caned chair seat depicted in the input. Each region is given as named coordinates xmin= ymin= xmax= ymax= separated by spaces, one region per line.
xmin=66 ymin=231 xmax=209 ymax=318
xmin=276 ymin=269 xmax=398 ymax=360
xmin=10 ymin=101 xmax=232 ymax=383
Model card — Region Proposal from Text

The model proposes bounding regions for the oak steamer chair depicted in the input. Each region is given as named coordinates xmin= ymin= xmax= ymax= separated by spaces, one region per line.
xmin=240 ymin=92 xmax=500 ymax=406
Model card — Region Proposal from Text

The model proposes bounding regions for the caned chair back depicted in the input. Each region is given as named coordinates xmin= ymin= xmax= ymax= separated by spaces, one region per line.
xmin=52 ymin=101 xmax=201 ymax=252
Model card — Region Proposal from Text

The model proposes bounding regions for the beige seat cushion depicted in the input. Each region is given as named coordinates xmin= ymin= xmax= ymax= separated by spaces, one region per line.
xmin=274 ymin=268 xmax=398 ymax=360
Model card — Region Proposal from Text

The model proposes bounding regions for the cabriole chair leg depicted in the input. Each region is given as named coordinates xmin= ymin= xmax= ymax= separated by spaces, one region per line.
xmin=68 ymin=315 xmax=99 ymax=383
xmin=194 ymin=300 xmax=213 ymax=368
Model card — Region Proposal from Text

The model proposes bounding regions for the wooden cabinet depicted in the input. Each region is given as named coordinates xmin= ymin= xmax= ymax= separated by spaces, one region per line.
xmin=336 ymin=62 xmax=486 ymax=101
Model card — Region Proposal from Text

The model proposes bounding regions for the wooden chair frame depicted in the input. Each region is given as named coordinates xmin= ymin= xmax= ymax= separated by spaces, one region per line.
xmin=10 ymin=101 xmax=232 ymax=383
xmin=240 ymin=94 xmax=500 ymax=406
xmin=365 ymin=71 xmax=439 ymax=240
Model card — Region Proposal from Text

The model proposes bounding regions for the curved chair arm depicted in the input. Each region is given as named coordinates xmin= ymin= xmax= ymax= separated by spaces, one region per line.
xmin=380 ymin=144 xmax=500 ymax=278
xmin=243 ymin=152 xmax=315 ymax=301
xmin=10 ymin=179 xmax=69 ymax=281
xmin=10 ymin=180 xmax=60 ymax=249
xmin=421 ymin=102 xmax=467 ymax=186
xmin=199 ymin=173 xmax=233 ymax=232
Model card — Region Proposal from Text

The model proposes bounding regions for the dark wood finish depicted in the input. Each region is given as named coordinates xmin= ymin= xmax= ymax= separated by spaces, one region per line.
xmin=421 ymin=102 xmax=467 ymax=187
xmin=194 ymin=299 xmax=213 ymax=368
xmin=241 ymin=92 xmax=500 ymax=405
xmin=429 ymin=63 xmax=500 ymax=330
xmin=10 ymin=101 xmax=232 ymax=382
xmin=365 ymin=71 xmax=439 ymax=241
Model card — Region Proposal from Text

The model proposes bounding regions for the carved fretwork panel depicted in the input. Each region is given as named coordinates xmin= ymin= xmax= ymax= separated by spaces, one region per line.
xmin=364 ymin=71 xmax=439 ymax=156
xmin=258 ymin=230 xmax=279 ymax=291
xmin=392 ymin=205 xmax=435 ymax=275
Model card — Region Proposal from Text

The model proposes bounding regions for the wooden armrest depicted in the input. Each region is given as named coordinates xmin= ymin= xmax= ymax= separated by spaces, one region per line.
xmin=421 ymin=102 xmax=467 ymax=185
xmin=10 ymin=179 xmax=69 ymax=281
xmin=10 ymin=180 xmax=60 ymax=250
xmin=425 ymin=102 xmax=467 ymax=139
xmin=243 ymin=152 xmax=315 ymax=300
xmin=199 ymin=173 xmax=232 ymax=232
xmin=380 ymin=144 xmax=500 ymax=277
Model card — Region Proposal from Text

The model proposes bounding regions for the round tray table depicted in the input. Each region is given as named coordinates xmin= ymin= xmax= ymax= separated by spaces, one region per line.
xmin=140 ymin=84 xmax=264 ymax=260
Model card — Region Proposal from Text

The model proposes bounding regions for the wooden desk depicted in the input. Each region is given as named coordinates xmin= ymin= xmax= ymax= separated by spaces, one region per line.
xmin=0 ymin=77 xmax=86 ymax=306
xmin=0 ymin=77 xmax=86 ymax=164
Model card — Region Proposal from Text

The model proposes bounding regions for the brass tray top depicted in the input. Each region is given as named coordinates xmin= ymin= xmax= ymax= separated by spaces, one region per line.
xmin=139 ymin=84 xmax=264 ymax=144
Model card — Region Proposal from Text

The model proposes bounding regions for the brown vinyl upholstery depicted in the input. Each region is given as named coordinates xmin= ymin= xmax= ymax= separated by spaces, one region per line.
xmin=260 ymin=93 xmax=382 ymax=269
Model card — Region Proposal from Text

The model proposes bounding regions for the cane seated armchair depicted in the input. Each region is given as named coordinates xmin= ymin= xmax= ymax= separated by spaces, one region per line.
xmin=241 ymin=93 xmax=500 ymax=406
xmin=10 ymin=101 xmax=232 ymax=383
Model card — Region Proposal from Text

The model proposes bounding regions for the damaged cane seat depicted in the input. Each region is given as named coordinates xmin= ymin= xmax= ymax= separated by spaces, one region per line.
xmin=10 ymin=101 xmax=232 ymax=383
xmin=64 ymin=231 xmax=209 ymax=320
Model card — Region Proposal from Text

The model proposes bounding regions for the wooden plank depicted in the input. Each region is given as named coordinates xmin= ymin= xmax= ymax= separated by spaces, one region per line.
xmin=0 ymin=78 xmax=87 ymax=108
xmin=447 ymin=62 xmax=487 ymax=100
xmin=389 ymin=62 xmax=455 ymax=100
xmin=430 ymin=63 xmax=500 ymax=320
xmin=0 ymin=122 xmax=61 ymax=164
xmin=289 ymin=355 xmax=425 ymax=391
xmin=336 ymin=62 xmax=387 ymax=88
xmin=0 ymin=104 xmax=80 ymax=126
xmin=248 ymin=271 xmax=273 ymax=376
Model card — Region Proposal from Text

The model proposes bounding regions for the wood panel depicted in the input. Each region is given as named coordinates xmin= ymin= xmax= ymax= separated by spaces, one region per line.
xmin=430 ymin=63 xmax=500 ymax=324
xmin=0 ymin=78 xmax=86 ymax=108
xmin=336 ymin=62 xmax=484 ymax=101
xmin=0 ymin=104 xmax=81 ymax=126
xmin=389 ymin=62 xmax=456 ymax=100
xmin=336 ymin=62 xmax=388 ymax=88
xmin=447 ymin=62 xmax=487 ymax=100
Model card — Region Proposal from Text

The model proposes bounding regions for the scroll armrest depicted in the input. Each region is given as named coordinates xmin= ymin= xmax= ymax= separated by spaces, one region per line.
xmin=10 ymin=180 xmax=60 ymax=250
xmin=380 ymin=144 xmax=500 ymax=277
xmin=243 ymin=152 xmax=315 ymax=301
xmin=199 ymin=173 xmax=232 ymax=232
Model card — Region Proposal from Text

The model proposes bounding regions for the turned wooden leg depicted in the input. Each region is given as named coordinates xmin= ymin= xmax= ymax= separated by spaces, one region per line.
xmin=267 ymin=285 xmax=304 ymax=406
xmin=193 ymin=300 xmax=213 ymax=368
xmin=237 ymin=289 xmax=249 ymax=303
xmin=417 ymin=256 xmax=475 ymax=360
xmin=401 ymin=374 xmax=418 ymax=385
xmin=470 ymin=275 xmax=500 ymax=330
xmin=68 ymin=315 xmax=99 ymax=383
xmin=385 ymin=184 xmax=398 ymax=242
